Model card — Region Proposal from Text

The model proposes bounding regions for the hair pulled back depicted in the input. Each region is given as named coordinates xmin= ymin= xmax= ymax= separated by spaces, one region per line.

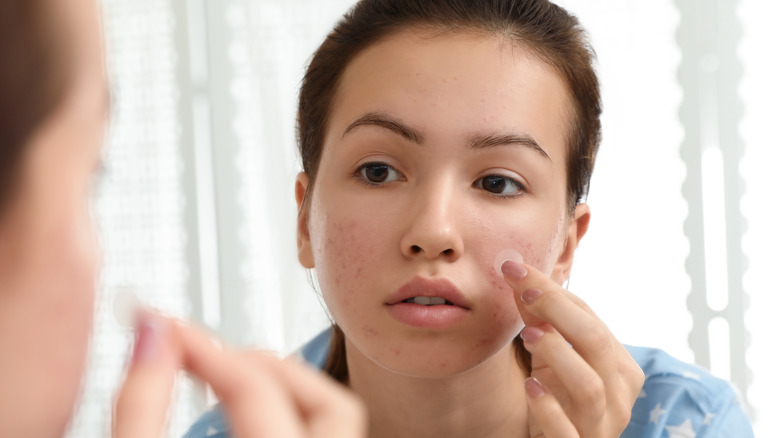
xmin=0 ymin=0 xmax=71 ymax=215
xmin=296 ymin=0 xmax=601 ymax=381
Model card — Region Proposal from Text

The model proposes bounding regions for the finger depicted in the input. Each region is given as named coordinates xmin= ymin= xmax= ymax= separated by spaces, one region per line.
xmin=524 ymin=377 xmax=579 ymax=438
xmin=113 ymin=311 xmax=179 ymax=438
xmin=502 ymin=260 xmax=547 ymax=328
xmin=522 ymin=326 xmax=606 ymax=429
xmin=276 ymin=357 xmax=366 ymax=438
xmin=507 ymin=262 xmax=644 ymax=432
xmin=173 ymin=323 xmax=307 ymax=438
xmin=235 ymin=352 xmax=366 ymax=438
xmin=503 ymin=262 xmax=619 ymax=377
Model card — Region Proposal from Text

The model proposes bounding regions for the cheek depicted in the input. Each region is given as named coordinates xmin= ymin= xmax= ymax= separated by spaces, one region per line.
xmin=475 ymin=224 xmax=562 ymax=284
xmin=472 ymin=216 xmax=567 ymax=320
xmin=309 ymin=207 xmax=387 ymax=317
xmin=0 ymin=200 xmax=97 ymax=433
xmin=48 ymin=195 xmax=99 ymax=363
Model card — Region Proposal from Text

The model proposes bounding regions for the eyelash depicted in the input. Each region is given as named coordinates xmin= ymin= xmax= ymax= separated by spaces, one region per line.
xmin=354 ymin=161 xmax=404 ymax=186
xmin=473 ymin=174 xmax=527 ymax=199
xmin=354 ymin=162 xmax=526 ymax=198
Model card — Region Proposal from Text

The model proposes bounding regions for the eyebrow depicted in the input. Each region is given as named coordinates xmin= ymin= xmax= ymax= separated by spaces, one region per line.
xmin=342 ymin=112 xmax=551 ymax=161
xmin=343 ymin=112 xmax=424 ymax=144
xmin=467 ymin=133 xmax=551 ymax=161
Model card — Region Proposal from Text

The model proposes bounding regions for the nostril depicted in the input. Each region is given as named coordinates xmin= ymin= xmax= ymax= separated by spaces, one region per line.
xmin=411 ymin=245 xmax=422 ymax=254
xmin=442 ymin=248 xmax=454 ymax=256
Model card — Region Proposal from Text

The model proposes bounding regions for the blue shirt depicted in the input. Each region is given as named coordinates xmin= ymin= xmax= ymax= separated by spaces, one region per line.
xmin=183 ymin=329 xmax=754 ymax=437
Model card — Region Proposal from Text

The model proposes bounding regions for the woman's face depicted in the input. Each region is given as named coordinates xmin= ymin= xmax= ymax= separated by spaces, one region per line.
xmin=297 ymin=29 xmax=587 ymax=377
xmin=0 ymin=0 xmax=106 ymax=434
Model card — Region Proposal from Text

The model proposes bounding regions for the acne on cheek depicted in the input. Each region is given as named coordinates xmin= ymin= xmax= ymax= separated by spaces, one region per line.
xmin=489 ymin=235 xmax=561 ymax=284
xmin=317 ymin=219 xmax=376 ymax=305
xmin=362 ymin=325 xmax=379 ymax=337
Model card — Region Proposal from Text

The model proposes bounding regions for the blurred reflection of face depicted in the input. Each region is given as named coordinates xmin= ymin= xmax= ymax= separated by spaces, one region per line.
xmin=0 ymin=0 xmax=107 ymax=435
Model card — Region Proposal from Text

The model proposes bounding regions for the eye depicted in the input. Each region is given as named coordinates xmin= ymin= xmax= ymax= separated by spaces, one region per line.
xmin=357 ymin=162 xmax=403 ymax=185
xmin=474 ymin=174 xmax=525 ymax=197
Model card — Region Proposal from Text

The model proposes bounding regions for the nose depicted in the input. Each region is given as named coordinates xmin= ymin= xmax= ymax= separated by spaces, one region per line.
xmin=400 ymin=181 xmax=464 ymax=262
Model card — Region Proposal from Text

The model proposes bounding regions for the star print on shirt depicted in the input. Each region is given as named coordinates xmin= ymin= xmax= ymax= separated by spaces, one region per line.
xmin=665 ymin=419 xmax=696 ymax=438
xmin=649 ymin=403 xmax=667 ymax=424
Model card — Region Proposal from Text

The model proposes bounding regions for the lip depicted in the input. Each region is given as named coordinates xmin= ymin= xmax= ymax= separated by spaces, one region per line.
xmin=384 ymin=276 xmax=471 ymax=329
xmin=386 ymin=276 xmax=471 ymax=308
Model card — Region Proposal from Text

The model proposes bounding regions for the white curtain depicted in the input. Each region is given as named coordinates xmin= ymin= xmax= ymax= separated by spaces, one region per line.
xmin=67 ymin=0 xmax=778 ymax=436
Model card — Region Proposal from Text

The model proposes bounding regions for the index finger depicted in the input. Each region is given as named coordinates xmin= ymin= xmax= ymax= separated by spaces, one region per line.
xmin=265 ymin=357 xmax=367 ymax=438
xmin=173 ymin=322 xmax=308 ymax=438
xmin=501 ymin=260 xmax=619 ymax=371
xmin=113 ymin=312 xmax=180 ymax=438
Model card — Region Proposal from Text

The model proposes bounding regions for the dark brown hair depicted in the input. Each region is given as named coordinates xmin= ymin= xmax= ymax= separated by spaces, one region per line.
xmin=0 ymin=0 xmax=71 ymax=214
xmin=296 ymin=0 xmax=601 ymax=381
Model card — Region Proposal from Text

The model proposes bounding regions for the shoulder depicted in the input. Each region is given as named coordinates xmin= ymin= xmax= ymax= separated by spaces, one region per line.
xmin=294 ymin=327 xmax=332 ymax=369
xmin=182 ymin=405 xmax=230 ymax=438
xmin=622 ymin=345 xmax=754 ymax=437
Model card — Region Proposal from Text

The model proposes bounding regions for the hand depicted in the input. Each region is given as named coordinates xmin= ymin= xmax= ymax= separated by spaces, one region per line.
xmin=501 ymin=261 xmax=644 ymax=437
xmin=113 ymin=312 xmax=367 ymax=438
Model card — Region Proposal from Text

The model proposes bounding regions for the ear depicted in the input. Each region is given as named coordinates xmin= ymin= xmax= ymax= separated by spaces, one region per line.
xmin=295 ymin=172 xmax=315 ymax=269
xmin=551 ymin=203 xmax=590 ymax=285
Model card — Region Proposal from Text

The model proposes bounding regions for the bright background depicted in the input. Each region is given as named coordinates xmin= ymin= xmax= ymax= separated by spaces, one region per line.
xmin=66 ymin=0 xmax=779 ymax=436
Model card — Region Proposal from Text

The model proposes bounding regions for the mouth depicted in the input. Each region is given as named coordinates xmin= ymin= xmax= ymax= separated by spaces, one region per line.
xmin=402 ymin=296 xmax=454 ymax=306
xmin=386 ymin=276 xmax=470 ymax=309
xmin=385 ymin=277 xmax=470 ymax=329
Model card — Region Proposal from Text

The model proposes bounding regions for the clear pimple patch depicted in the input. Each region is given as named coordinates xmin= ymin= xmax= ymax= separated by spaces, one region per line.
xmin=494 ymin=248 xmax=524 ymax=277
xmin=112 ymin=287 xmax=143 ymax=329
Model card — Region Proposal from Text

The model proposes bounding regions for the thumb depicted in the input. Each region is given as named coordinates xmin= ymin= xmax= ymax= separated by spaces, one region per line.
xmin=113 ymin=311 xmax=179 ymax=438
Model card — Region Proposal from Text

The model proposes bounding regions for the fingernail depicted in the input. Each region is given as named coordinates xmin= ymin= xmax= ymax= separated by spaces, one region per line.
xmin=522 ymin=288 xmax=543 ymax=304
xmin=525 ymin=377 xmax=546 ymax=399
xmin=132 ymin=311 xmax=166 ymax=363
xmin=520 ymin=326 xmax=544 ymax=344
xmin=501 ymin=260 xmax=528 ymax=280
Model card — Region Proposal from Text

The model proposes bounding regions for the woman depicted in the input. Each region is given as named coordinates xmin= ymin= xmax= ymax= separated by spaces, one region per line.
xmin=0 ymin=0 xmax=364 ymax=436
xmin=188 ymin=0 xmax=754 ymax=436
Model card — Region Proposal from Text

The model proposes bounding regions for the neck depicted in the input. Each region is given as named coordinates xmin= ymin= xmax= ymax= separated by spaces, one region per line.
xmin=346 ymin=341 xmax=530 ymax=438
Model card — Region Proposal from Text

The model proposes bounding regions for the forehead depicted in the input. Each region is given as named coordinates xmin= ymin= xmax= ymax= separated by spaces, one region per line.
xmin=327 ymin=28 xmax=572 ymax=163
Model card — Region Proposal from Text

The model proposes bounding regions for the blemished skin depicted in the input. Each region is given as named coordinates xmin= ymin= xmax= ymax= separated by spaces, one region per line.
xmin=296 ymin=28 xmax=643 ymax=438
xmin=298 ymin=29 xmax=577 ymax=381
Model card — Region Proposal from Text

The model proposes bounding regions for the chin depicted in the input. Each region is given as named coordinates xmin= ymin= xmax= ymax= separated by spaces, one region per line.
xmin=357 ymin=329 xmax=518 ymax=379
